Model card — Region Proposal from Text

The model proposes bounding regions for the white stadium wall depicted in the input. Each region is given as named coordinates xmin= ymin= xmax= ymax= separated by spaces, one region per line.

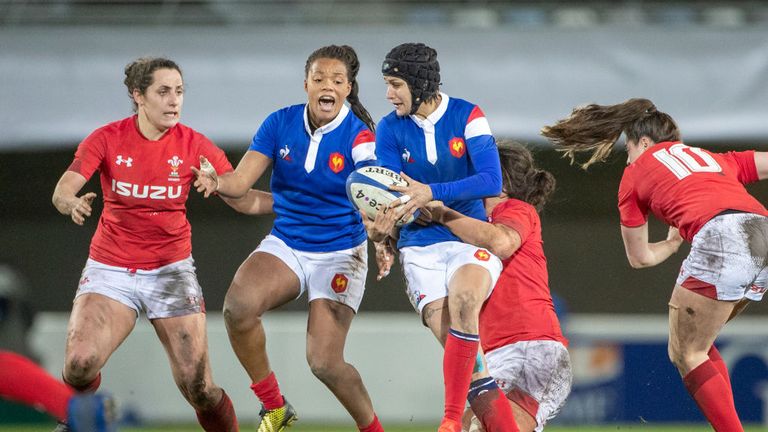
xmin=2 ymin=25 xmax=768 ymax=150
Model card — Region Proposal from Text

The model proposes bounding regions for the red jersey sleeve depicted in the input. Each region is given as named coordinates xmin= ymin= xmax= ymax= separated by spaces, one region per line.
xmin=68 ymin=129 xmax=107 ymax=180
xmin=197 ymin=135 xmax=233 ymax=175
xmin=720 ymin=150 xmax=758 ymax=184
xmin=491 ymin=201 xmax=533 ymax=243
xmin=618 ymin=167 xmax=647 ymax=227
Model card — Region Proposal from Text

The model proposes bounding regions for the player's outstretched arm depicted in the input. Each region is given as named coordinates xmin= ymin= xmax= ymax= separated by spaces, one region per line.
xmin=222 ymin=189 xmax=274 ymax=215
xmin=621 ymin=223 xmax=683 ymax=269
xmin=428 ymin=202 xmax=520 ymax=260
xmin=192 ymin=151 xmax=272 ymax=199
xmin=52 ymin=171 xmax=96 ymax=226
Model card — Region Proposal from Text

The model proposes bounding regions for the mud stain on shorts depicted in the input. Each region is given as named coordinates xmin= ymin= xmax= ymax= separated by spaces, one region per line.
xmin=743 ymin=217 xmax=768 ymax=267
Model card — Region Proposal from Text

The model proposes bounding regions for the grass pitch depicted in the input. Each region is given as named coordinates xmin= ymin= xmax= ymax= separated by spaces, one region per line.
xmin=0 ymin=424 xmax=766 ymax=432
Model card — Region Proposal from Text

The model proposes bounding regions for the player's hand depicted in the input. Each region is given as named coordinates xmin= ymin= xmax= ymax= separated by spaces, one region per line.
xmin=70 ymin=192 xmax=97 ymax=226
xmin=361 ymin=208 xmax=398 ymax=243
xmin=416 ymin=200 xmax=445 ymax=225
xmin=373 ymin=240 xmax=395 ymax=281
xmin=388 ymin=172 xmax=433 ymax=224
xmin=666 ymin=226 xmax=683 ymax=249
xmin=191 ymin=156 xmax=219 ymax=198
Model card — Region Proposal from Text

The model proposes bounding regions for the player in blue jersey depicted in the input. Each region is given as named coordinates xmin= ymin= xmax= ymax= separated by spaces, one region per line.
xmin=192 ymin=45 xmax=383 ymax=432
xmin=374 ymin=43 xmax=518 ymax=432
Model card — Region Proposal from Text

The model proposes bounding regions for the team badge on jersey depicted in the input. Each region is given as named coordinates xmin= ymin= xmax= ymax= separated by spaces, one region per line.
xmin=279 ymin=144 xmax=292 ymax=161
xmin=329 ymin=152 xmax=345 ymax=173
xmin=402 ymin=148 xmax=414 ymax=163
xmin=331 ymin=273 xmax=349 ymax=293
xmin=474 ymin=249 xmax=491 ymax=261
xmin=449 ymin=138 xmax=466 ymax=158
xmin=115 ymin=155 xmax=133 ymax=167
xmin=167 ymin=155 xmax=183 ymax=181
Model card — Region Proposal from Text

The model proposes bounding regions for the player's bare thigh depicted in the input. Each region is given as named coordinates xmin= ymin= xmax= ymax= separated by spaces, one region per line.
xmin=306 ymin=299 xmax=355 ymax=360
xmin=66 ymin=293 xmax=135 ymax=370
xmin=668 ymin=284 xmax=737 ymax=374
xmin=225 ymin=251 xmax=301 ymax=314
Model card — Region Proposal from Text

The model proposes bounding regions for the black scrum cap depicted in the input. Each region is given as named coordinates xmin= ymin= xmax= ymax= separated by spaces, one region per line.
xmin=382 ymin=43 xmax=441 ymax=115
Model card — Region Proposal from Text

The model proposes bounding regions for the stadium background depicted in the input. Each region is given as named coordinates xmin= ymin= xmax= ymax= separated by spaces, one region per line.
xmin=2 ymin=0 xmax=768 ymax=429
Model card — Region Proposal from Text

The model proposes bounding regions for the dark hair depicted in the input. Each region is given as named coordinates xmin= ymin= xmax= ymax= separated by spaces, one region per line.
xmin=123 ymin=57 xmax=182 ymax=113
xmin=540 ymin=98 xmax=681 ymax=169
xmin=497 ymin=140 xmax=556 ymax=212
xmin=304 ymin=45 xmax=375 ymax=132
xmin=381 ymin=42 xmax=441 ymax=115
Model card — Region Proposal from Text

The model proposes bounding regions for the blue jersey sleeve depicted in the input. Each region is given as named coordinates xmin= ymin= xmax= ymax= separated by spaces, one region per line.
xmin=374 ymin=117 xmax=403 ymax=173
xmin=429 ymin=134 xmax=502 ymax=201
xmin=248 ymin=110 xmax=281 ymax=158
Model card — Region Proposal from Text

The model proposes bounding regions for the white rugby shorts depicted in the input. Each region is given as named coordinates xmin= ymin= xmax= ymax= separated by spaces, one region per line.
xmin=254 ymin=234 xmax=368 ymax=312
xmin=76 ymin=256 xmax=205 ymax=319
xmin=486 ymin=340 xmax=572 ymax=432
xmin=399 ymin=241 xmax=502 ymax=314
xmin=677 ymin=212 xmax=768 ymax=301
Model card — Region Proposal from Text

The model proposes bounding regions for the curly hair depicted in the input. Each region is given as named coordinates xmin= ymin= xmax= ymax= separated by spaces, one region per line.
xmin=540 ymin=98 xmax=680 ymax=169
xmin=497 ymin=140 xmax=556 ymax=212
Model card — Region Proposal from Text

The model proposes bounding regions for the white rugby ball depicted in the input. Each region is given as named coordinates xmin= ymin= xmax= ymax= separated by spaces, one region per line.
xmin=346 ymin=166 xmax=415 ymax=226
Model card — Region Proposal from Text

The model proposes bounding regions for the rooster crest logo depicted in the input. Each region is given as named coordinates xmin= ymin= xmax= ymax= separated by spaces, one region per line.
xmin=474 ymin=249 xmax=490 ymax=261
xmin=402 ymin=148 xmax=414 ymax=163
xmin=167 ymin=155 xmax=183 ymax=177
xmin=449 ymin=138 xmax=466 ymax=158
xmin=331 ymin=273 xmax=349 ymax=293
xmin=329 ymin=152 xmax=345 ymax=173
xmin=279 ymin=145 xmax=292 ymax=161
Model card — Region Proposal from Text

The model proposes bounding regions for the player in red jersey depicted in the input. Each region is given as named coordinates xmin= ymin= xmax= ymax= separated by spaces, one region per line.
xmin=427 ymin=141 xmax=571 ymax=432
xmin=542 ymin=98 xmax=768 ymax=432
xmin=51 ymin=57 xmax=267 ymax=432
xmin=371 ymin=141 xmax=572 ymax=432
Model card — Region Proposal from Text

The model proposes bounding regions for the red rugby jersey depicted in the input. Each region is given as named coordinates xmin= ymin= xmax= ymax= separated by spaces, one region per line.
xmin=618 ymin=142 xmax=767 ymax=242
xmin=480 ymin=199 xmax=567 ymax=353
xmin=68 ymin=116 xmax=233 ymax=269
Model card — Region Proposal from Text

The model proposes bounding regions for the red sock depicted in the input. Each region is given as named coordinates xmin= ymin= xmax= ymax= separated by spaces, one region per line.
xmin=250 ymin=372 xmax=284 ymax=410
xmin=0 ymin=351 xmax=73 ymax=422
xmin=469 ymin=387 xmax=519 ymax=432
xmin=683 ymin=360 xmax=743 ymax=432
xmin=708 ymin=345 xmax=733 ymax=393
xmin=64 ymin=372 xmax=102 ymax=393
xmin=443 ymin=330 xmax=479 ymax=422
xmin=359 ymin=413 xmax=384 ymax=432
xmin=196 ymin=389 xmax=239 ymax=432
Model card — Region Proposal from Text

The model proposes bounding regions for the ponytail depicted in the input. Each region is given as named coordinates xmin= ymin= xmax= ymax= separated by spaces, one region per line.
xmin=541 ymin=98 xmax=680 ymax=169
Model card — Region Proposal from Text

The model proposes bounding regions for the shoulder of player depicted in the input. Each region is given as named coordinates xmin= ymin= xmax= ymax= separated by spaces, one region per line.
xmin=494 ymin=198 xmax=535 ymax=215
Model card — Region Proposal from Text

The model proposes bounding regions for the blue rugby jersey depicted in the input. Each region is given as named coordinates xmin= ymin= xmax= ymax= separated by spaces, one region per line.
xmin=376 ymin=93 xmax=501 ymax=248
xmin=249 ymin=104 xmax=376 ymax=252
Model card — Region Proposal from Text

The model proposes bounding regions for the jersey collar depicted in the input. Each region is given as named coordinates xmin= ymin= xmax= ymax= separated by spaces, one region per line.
xmin=304 ymin=103 xmax=350 ymax=136
xmin=410 ymin=92 xmax=449 ymax=128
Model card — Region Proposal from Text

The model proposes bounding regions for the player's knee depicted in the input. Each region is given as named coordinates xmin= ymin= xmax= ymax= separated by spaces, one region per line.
xmin=223 ymin=297 xmax=263 ymax=333
xmin=64 ymin=351 xmax=101 ymax=382
xmin=449 ymin=289 xmax=482 ymax=327
xmin=306 ymin=354 xmax=342 ymax=384
xmin=176 ymin=363 xmax=217 ymax=409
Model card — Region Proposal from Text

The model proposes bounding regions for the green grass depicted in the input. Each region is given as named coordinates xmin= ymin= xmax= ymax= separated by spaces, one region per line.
xmin=0 ymin=425 xmax=766 ymax=432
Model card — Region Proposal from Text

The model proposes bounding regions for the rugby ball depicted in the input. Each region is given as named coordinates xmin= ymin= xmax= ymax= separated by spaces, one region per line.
xmin=346 ymin=166 xmax=415 ymax=226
